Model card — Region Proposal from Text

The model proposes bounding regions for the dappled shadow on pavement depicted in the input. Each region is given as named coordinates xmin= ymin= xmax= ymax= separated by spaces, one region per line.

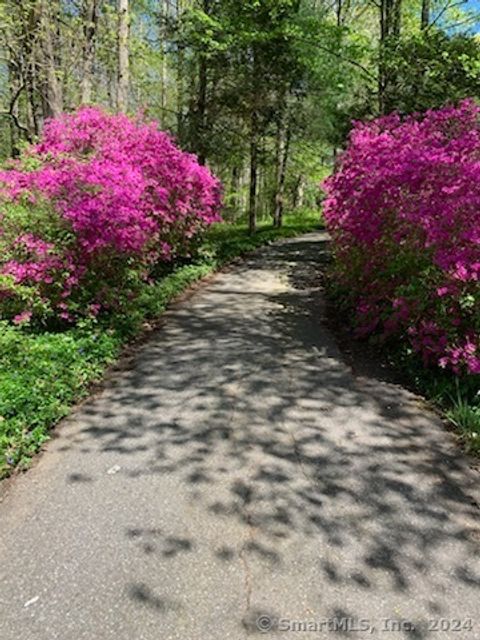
xmin=2 ymin=232 xmax=479 ymax=640
xmin=63 ymin=232 xmax=480 ymax=638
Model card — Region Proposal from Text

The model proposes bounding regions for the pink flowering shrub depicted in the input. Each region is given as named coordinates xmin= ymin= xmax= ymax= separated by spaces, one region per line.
xmin=0 ymin=107 xmax=222 ymax=325
xmin=323 ymin=100 xmax=480 ymax=376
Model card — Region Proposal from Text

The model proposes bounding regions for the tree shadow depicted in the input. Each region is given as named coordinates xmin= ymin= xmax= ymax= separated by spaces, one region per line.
xmin=61 ymin=232 xmax=480 ymax=638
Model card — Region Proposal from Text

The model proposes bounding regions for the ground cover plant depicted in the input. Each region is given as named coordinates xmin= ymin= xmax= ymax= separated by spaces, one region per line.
xmin=0 ymin=202 xmax=321 ymax=478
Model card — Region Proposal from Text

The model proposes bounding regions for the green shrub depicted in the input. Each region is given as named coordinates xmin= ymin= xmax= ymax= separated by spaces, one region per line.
xmin=0 ymin=211 xmax=321 ymax=477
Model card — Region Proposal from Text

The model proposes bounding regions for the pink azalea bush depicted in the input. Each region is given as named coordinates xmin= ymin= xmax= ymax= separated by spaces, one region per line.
xmin=0 ymin=107 xmax=222 ymax=325
xmin=323 ymin=100 xmax=480 ymax=376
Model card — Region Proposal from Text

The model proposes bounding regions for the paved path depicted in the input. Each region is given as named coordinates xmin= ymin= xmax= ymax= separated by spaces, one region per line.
xmin=0 ymin=232 xmax=479 ymax=640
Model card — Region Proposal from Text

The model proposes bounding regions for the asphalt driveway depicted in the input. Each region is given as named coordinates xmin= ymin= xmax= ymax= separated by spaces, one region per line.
xmin=0 ymin=232 xmax=479 ymax=640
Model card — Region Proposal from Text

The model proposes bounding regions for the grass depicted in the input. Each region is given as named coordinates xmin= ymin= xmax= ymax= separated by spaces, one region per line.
xmin=0 ymin=210 xmax=322 ymax=478
xmin=203 ymin=208 xmax=322 ymax=262
xmin=391 ymin=347 xmax=480 ymax=455
xmin=447 ymin=396 xmax=480 ymax=453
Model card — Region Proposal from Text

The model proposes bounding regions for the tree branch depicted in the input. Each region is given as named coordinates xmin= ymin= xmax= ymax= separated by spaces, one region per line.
xmin=429 ymin=0 xmax=468 ymax=28
xmin=0 ymin=83 xmax=32 ymax=139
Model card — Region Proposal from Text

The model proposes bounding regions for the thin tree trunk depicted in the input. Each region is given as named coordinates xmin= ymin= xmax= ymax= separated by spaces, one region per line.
xmin=421 ymin=0 xmax=430 ymax=29
xmin=117 ymin=0 xmax=129 ymax=112
xmin=273 ymin=103 xmax=291 ymax=228
xmin=33 ymin=0 xmax=63 ymax=124
xmin=391 ymin=0 xmax=402 ymax=37
xmin=22 ymin=2 xmax=41 ymax=136
xmin=81 ymin=0 xmax=101 ymax=104
xmin=193 ymin=54 xmax=208 ymax=164
xmin=176 ymin=52 xmax=184 ymax=138
xmin=230 ymin=165 xmax=241 ymax=213
xmin=248 ymin=45 xmax=260 ymax=235
xmin=196 ymin=52 xmax=207 ymax=164
xmin=160 ymin=54 xmax=167 ymax=127
xmin=160 ymin=0 xmax=167 ymax=127
xmin=378 ymin=0 xmax=402 ymax=114
xmin=175 ymin=0 xmax=185 ymax=139
xmin=248 ymin=110 xmax=259 ymax=235
xmin=336 ymin=0 xmax=342 ymax=26
xmin=8 ymin=63 xmax=22 ymax=156
xmin=378 ymin=0 xmax=387 ymax=114
xmin=294 ymin=175 xmax=305 ymax=209
xmin=40 ymin=0 xmax=63 ymax=119
xmin=192 ymin=0 xmax=210 ymax=164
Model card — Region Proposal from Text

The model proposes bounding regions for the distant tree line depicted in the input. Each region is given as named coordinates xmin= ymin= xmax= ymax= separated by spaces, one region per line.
xmin=0 ymin=0 xmax=479 ymax=230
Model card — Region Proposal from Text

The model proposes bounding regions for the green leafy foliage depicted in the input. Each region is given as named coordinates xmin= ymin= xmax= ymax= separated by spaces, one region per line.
xmin=0 ymin=322 xmax=121 ymax=473
xmin=0 ymin=210 xmax=321 ymax=478
xmin=383 ymin=30 xmax=480 ymax=114
xmin=447 ymin=396 xmax=480 ymax=454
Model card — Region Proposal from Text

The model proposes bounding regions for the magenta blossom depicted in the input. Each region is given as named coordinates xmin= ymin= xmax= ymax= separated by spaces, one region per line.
xmin=323 ymin=100 xmax=480 ymax=376
xmin=0 ymin=107 xmax=223 ymax=325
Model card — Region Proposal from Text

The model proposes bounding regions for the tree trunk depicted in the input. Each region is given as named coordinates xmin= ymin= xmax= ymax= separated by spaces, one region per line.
xmin=117 ymin=0 xmax=129 ymax=112
xmin=40 ymin=0 xmax=63 ymax=120
xmin=392 ymin=0 xmax=402 ymax=37
xmin=294 ymin=175 xmax=305 ymax=209
xmin=378 ymin=0 xmax=403 ymax=114
xmin=191 ymin=0 xmax=210 ymax=164
xmin=81 ymin=0 xmax=101 ymax=104
xmin=195 ymin=62 xmax=208 ymax=164
xmin=159 ymin=0 xmax=168 ymax=127
xmin=22 ymin=2 xmax=41 ymax=137
xmin=196 ymin=53 xmax=208 ymax=164
xmin=273 ymin=102 xmax=291 ymax=228
xmin=230 ymin=165 xmax=241 ymax=214
xmin=421 ymin=0 xmax=430 ymax=29
xmin=336 ymin=0 xmax=342 ymax=26
xmin=378 ymin=0 xmax=388 ymax=114
xmin=8 ymin=62 xmax=22 ymax=156
xmin=175 ymin=0 xmax=186 ymax=139
xmin=248 ymin=110 xmax=258 ymax=235
xmin=248 ymin=45 xmax=260 ymax=235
